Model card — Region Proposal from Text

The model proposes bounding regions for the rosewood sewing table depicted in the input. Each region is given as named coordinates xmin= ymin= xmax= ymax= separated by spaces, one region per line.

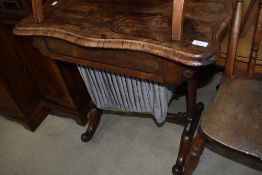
xmin=13 ymin=0 xmax=235 ymax=174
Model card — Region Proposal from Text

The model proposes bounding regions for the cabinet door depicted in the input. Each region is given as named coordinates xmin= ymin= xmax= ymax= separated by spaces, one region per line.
xmin=0 ymin=0 xmax=90 ymax=128
xmin=14 ymin=35 xmax=76 ymax=108
xmin=0 ymin=24 xmax=43 ymax=118
xmin=14 ymin=32 xmax=91 ymax=125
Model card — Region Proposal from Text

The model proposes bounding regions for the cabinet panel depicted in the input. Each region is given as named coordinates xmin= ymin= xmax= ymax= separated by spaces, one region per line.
xmin=0 ymin=24 xmax=43 ymax=117
xmin=0 ymin=78 xmax=23 ymax=117
xmin=14 ymin=36 xmax=76 ymax=108
xmin=0 ymin=0 xmax=91 ymax=129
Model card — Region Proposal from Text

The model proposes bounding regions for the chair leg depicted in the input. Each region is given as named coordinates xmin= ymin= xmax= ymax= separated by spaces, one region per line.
xmin=185 ymin=131 xmax=206 ymax=175
xmin=172 ymin=102 xmax=204 ymax=175
xmin=81 ymin=108 xmax=102 ymax=142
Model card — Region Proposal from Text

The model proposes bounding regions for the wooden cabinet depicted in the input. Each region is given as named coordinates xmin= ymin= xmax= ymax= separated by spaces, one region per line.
xmin=0 ymin=0 xmax=92 ymax=130
xmin=0 ymin=24 xmax=50 ymax=130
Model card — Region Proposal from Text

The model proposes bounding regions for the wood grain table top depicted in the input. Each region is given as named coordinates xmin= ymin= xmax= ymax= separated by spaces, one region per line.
xmin=14 ymin=0 xmax=232 ymax=66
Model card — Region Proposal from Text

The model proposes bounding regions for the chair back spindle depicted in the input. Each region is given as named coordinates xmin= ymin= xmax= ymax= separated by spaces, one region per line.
xmin=224 ymin=0 xmax=235 ymax=10
xmin=32 ymin=0 xmax=43 ymax=23
xmin=225 ymin=0 xmax=244 ymax=77
xmin=248 ymin=0 xmax=262 ymax=77
xmin=172 ymin=0 xmax=185 ymax=40
xmin=240 ymin=0 xmax=259 ymax=36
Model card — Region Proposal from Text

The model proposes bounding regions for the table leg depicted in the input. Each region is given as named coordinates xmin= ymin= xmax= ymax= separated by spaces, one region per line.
xmin=184 ymin=132 xmax=206 ymax=175
xmin=81 ymin=108 xmax=102 ymax=142
xmin=172 ymin=71 xmax=204 ymax=175
xmin=186 ymin=72 xmax=197 ymax=112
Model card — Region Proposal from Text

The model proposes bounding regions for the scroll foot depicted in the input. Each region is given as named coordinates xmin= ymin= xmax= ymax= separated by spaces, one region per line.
xmin=172 ymin=102 xmax=204 ymax=175
xmin=184 ymin=132 xmax=206 ymax=175
xmin=81 ymin=108 xmax=102 ymax=142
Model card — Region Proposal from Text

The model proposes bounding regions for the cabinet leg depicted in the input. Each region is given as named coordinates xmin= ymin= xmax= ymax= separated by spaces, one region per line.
xmin=184 ymin=132 xmax=206 ymax=175
xmin=172 ymin=102 xmax=204 ymax=175
xmin=81 ymin=108 xmax=102 ymax=142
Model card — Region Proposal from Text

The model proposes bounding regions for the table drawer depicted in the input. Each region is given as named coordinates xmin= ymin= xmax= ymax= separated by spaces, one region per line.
xmin=35 ymin=37 xmax=185 ymax=84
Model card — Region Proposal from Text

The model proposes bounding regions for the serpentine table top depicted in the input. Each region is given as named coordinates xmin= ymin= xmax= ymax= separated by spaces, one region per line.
xmin=13 ymin=0 xmax=233 ymax=67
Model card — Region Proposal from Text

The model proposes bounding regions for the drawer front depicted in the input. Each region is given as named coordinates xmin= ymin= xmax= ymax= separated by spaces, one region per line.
xmin=44 ymin=37 xmax=163 ymax=76
xmin=35 ymin=37 xmax=184 ymax=84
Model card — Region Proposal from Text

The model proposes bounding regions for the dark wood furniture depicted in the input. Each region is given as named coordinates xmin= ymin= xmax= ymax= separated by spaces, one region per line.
xmin=0 ymin=0 xmax=92 ymax=130
xmin=0 ymin=23 xmax=50 ymax=130
xmin=185 ymin=1 xmax=262 ymax=174
xmin=13 ymin=0 xmax=236 ymax=174
xmin=241 ymin=0 xmax=259 ymax=36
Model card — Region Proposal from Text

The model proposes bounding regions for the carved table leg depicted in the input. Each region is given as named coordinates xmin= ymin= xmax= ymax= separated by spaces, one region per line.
xmin=185 ymin=132 xmax=206 ymax=175
xmin=81 ymin=108 xmax=102 ymax=142
xmin=172 ymin=69 xmax=203 ymax=174
xmin=172 ymin=102 xmax=204 ymax=175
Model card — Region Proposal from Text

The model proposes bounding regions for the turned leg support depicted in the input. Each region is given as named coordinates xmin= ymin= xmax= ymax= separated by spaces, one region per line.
xmin=81 ymin=108 xmax=102 ymax=142
xmin=185 ymin=132 xmax=206 ymax=175
xmin=172 ymin=102 xmax=204 ymax=175
xmin=248 ymin=1 xmax=262 ymax=77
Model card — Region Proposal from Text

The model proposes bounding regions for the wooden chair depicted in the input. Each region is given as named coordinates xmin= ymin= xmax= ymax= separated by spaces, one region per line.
xmin=13 ymin=0 xmax=237 ymax=174
xmin=185 ymin=0 xmax=262 ymax=174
